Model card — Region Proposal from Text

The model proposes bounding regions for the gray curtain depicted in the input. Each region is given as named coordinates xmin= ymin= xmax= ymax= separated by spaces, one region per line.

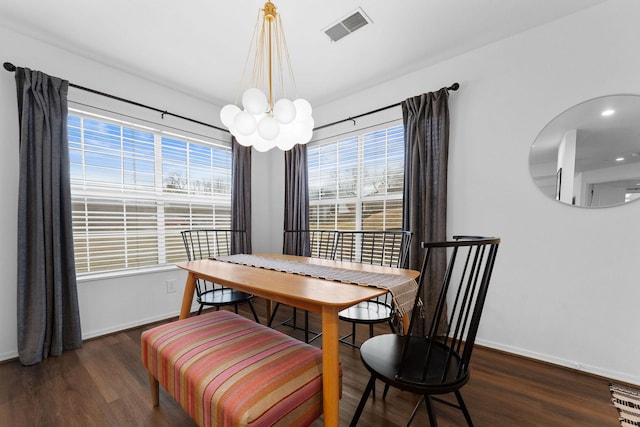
xmin=283 ymin=144 xmax=310 ymax=256
xmin=231 ymin=138 xmax=252 ymax=254
xmin=401 ymin=87 xmax=450 ymax=334
xmin=14 ymin=67 xmax=82 ymax=365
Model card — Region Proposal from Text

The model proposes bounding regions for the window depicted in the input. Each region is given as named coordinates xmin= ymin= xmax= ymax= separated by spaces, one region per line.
xmin=68 ymin=111 xmax=232 ymax=275
xmin=308 ymin=124 xmax=404 ymax=230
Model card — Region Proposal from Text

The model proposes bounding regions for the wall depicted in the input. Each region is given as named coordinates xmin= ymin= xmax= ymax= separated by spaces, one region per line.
xmin=0 ymin=25 xmax=228 ymax=359
xmin=307 ymin=0 xmax=639 ymax=384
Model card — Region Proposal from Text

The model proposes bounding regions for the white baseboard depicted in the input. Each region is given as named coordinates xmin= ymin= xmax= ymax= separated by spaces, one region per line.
xmin=81 ymin=304 xmax=199 ymax=340
xmin=476 ymin=338 xmax=640 ymax=386
xmin=0 ymin=349 xmax=18 ymax=361
xmin=0 ymin=304 xmax=199 ymax=363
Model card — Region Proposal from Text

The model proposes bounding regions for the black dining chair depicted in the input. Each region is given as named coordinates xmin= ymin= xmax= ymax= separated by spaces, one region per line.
xmin=268 ymin=229 xmax=339 ymax=343
xmin=181 ymin=229 xmax=259 ymax=322
xmin=350 ymin=236 xmax=500 ymax=426
xmin=336 ymin=230 xmax=412 ymax=347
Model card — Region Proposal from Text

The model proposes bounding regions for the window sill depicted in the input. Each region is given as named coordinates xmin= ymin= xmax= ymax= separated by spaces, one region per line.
xmin=77 ymin=264 xmax=180 ymax=283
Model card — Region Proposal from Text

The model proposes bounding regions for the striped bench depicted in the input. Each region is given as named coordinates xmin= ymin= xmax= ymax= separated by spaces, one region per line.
xmin=141 ymin=310 xmax=339 ymax=426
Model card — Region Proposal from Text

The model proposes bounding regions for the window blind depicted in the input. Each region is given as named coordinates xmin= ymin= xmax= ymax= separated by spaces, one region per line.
xmin=68 ymin=111 xmax=231 ymax=275
xmin=308 ymin=124 xmax=404 ymax=231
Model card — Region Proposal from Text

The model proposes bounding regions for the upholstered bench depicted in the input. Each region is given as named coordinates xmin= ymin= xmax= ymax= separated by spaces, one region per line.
xmin=141 ymin=310 xmax=338 ymax=426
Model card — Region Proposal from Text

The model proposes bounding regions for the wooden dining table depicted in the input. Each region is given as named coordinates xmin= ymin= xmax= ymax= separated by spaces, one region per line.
xmin=176 ymin=253 xmax=420 ymax=427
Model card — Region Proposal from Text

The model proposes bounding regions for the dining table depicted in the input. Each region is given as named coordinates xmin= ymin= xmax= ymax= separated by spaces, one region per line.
xmin=176 ymin=253 xmax=420 ymax=427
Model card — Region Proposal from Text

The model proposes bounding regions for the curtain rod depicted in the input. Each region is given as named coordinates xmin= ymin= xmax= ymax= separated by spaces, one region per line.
xmin=312 ymin=82 xmax=459 ymax=132
xmin=3 ymin=61 xmax=229 ymax=133
xmin=4 ymin=61 xmax=458 ymax=135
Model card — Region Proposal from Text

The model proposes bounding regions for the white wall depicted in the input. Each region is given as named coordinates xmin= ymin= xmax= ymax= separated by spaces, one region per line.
xmin=308 ymin=0 xmax=639 ymax=384
xmin=1 ymin=0 xmax=638 ymax=386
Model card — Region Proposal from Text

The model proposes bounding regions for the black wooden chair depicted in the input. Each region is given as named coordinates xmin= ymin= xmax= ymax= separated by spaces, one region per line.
xmin=268 ymin=230 xmax=339 ymax=343
xmin=181 ymin=229 xmax=259 ymax=322
xmin=350 ymin=236 xmax=500 ymax=426
xmin=336 ymin=230 xmax=412 ymax=348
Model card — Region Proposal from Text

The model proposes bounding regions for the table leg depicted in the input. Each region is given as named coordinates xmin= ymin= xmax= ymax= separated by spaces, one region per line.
xmin=179 ymin=272 xmax=197 ymax=319
xmin=321 ymin=306 xmax=340 ymax=427
xmin=402 ymin=312 xmax=410 ymax=335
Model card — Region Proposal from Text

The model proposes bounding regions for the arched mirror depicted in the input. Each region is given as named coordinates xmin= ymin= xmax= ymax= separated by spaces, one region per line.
xmin=529 ymin=94 xmax=640 ymax=207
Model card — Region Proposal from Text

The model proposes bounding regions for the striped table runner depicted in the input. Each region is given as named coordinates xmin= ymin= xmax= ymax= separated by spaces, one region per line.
xmin=213 ymin=254 xmax=419 ymax=319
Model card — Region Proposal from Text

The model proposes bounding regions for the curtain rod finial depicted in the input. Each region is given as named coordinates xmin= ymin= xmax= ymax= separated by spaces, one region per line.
xmin=3 ymin=62 xmax=16 ymax=72
xmin=448 ymin=82 xmax=459 ymax=91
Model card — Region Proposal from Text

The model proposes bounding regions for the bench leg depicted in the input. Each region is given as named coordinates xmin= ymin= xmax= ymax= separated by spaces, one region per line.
xmin=148 ymin=372 xmax=159 ymax=407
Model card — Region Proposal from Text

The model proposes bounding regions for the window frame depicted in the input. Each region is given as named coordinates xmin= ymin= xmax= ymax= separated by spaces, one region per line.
xmin=307 ymin=120 xmax=405 ymax=231
xmin=68 ymin=108 xmax=233 ymax=279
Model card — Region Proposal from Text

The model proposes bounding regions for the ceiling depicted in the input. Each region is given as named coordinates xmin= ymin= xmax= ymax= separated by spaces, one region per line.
xmin=0 ymin=0 xmax=607 ymax=109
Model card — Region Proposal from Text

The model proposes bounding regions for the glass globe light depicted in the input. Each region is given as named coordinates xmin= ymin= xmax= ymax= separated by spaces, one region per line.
xmin=273 ymin=99 xmax=296 ymax=124
xmin=242 ymin=88 xmax=269 ymax=115
xmin=257 ymin=116 xmax=280 ymax=140
xmin=233 ymin=110 xmax=257 ymax=136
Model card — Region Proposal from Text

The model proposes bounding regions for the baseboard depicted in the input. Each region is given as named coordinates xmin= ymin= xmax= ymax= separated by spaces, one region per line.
xmin=0 ymin=349 xmax=18 ymax=362
xmin=476 ymin=338 xmax=640 ymax=386
xmin=81 ymin=305 xmax=199 ymax=340
xmin=0 ymin=304 xmax=200 ymax=363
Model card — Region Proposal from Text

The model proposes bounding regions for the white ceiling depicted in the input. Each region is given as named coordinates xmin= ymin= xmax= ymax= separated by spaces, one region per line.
xmin=0 ymin=0 xmax=607 ymax=108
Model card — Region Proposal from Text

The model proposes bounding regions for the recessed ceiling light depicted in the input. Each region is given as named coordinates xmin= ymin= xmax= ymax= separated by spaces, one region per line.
xmin=616 ymin=157 xmax=625 ymax=162
xmin=602 ymin=109 xmax=615 ymax=116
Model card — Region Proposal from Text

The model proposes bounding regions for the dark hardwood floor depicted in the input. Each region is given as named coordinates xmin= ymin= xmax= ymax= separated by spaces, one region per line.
xmin=0 ymin=299 xmax=620 ymax=426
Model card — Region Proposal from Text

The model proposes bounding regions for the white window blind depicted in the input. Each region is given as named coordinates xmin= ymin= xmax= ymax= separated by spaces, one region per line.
xmin=68 ymin=111 xmax=231 ymax=275
xmin=308 ymin=124 xmax=404 ymax=230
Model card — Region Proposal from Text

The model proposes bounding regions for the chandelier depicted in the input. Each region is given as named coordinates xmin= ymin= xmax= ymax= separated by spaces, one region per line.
xmin=219 ymin=1 xmax=314 ymax=152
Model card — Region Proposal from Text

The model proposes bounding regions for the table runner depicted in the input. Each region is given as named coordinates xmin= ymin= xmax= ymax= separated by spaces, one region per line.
xmin=213 ymin=254 xmax=418 ymax=319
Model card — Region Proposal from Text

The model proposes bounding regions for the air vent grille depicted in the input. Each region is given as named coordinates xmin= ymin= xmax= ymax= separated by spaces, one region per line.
xmin=324 ymin=8 xmax=370 ymax=42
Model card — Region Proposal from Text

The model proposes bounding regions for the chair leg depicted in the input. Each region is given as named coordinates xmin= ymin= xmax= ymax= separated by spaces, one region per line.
xmin=382 ymin=384 xmax=390 ymax=399
xmin=369 ymin=323 xmax=374 ymax=337
xmin=197 ymin=304 xmax=204 ymax=315
xmin=268 ymin=303 xmax=281 ymax=327
xmin=423 ymin=395 xmax=438 ymax=427
xmin=350 ymin=375 xmax=376 ymax=427
xmin=247 ymin=299 xmax=260 ymax=323
xmin=304 ymin=311 xmax=310 ymax=343
xmin=351 ymin=322 xmax=357 ymax=346
xmin=234 ymin=304 xmax=239 ymax=314
xmin=454 ymin=390 xmax=473 ymax=427
xmin=406 ymin=396 xmax=424 ymax=427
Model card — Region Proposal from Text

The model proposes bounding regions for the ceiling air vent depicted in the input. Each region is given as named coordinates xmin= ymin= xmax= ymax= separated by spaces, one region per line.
xmin=324 ymin=8 xmax=371 ymax=42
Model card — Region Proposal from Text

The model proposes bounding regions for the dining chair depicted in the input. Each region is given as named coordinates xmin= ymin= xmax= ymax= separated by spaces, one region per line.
xmin=336 ymin=230 xmax=412 ymax=347
xmin=268 ymin=229 xmax=339 ymax=343
xmin=181 ymin=229 xmax=259 ymax=322
xmin=350 ymin=236 xmax=500 ymax=426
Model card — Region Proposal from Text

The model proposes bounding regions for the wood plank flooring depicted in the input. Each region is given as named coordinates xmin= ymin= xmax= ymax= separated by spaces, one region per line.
xmin=0 ymin=299 xmax=621 ymax=426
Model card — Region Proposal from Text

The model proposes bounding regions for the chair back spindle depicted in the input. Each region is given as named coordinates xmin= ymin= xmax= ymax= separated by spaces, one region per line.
xmin=335 ymin=230 xmax=411 ymax=268
xmin=179 ymin=229 xmax=258 ymax=320
xmin=400 ymin=237 xmax=500 ymax=387
xmin=283 ymin=229 xmax=339 ymax=259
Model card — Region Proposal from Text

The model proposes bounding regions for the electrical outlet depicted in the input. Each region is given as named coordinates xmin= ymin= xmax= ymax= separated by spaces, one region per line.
xmin=166 ymin=280 xmax=176 ymax=293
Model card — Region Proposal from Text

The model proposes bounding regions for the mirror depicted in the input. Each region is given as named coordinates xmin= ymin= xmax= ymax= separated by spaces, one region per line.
xmin=529 ymin=94 xmax=640 ymax=207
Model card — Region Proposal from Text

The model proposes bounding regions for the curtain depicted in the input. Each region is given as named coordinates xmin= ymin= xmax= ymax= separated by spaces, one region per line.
xmin=283 ymin=144 xmax=310 ymax=256
xmin=14 ymin=67 xmax=82 ymax=365
xmin=401 ymin=87 xmax=450 ymax=334
xmin=231 ymin=138 xmax=252 ymax=254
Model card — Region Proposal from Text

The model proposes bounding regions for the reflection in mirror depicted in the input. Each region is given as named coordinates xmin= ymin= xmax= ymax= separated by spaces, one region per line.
xmin=529 ymin=95 xmax=640 ymax=208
